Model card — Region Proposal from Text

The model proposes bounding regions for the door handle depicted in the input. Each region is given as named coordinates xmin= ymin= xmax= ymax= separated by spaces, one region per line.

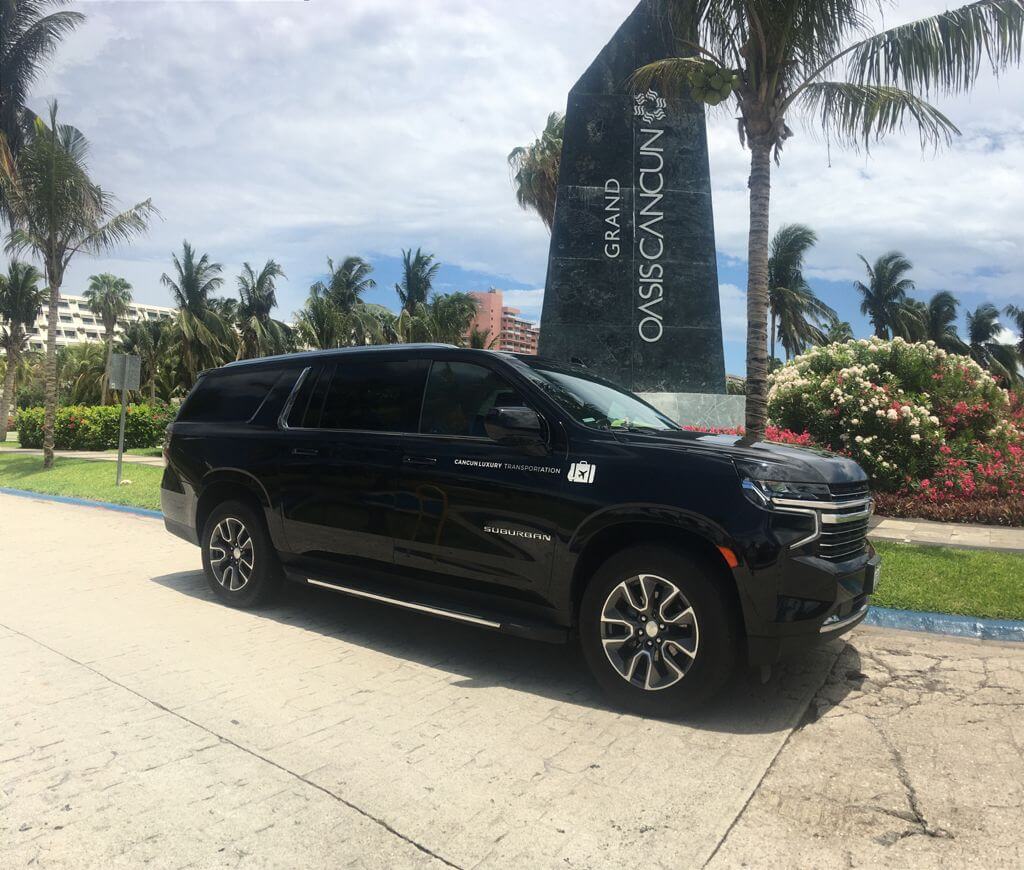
xmin=291 ymin=447 xmax=320 ymax=456
xmin=403 ymin=455 xmax=437 ymax=466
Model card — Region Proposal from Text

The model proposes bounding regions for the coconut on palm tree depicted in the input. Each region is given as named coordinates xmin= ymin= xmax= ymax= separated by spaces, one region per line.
xmin=507 ymin=111 xmax=564 ymax=231
xmin=767 ymin=224 xmax=836 ymax=359
xmin=236 ymin=260 xmax=289 ymax=359
xmin=395 ymin=248 xmax=440 ymax=314
xmin=83 ymin=272 xmax=132 ymax=404
xmin=161 ymin=241 xmax=233 ymax=387
xmin=967 ymin=303 xmax=1020 ymax=385
xmin=0 ymin=102 xmax=155 ymax=467
xmin=634 ymin=0 xmax=1024 ymax=439
xmin=0 ymin=261 xmax=45 ymax=441
xmin=0 ymin=0 xmax=83 ymax=157
xmin=854 ymin=251 xmax=916 ymax=339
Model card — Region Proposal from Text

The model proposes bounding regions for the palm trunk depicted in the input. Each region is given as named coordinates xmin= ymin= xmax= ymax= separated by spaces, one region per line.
xmin=102 ymin=332 xmax=113 ymax=405
xmin=744 ymin=140 xmax=772 ymax=441
xmin=0 ymin=346 xmax=17 ymax=443
xmin=43 ymin=276 xmax=60 ymax=469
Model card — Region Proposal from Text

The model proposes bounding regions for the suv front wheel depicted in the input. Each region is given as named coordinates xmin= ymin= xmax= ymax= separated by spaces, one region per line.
xmin=201 ymin=500 xmax=282 ymax=608
xmin=580 ymin=544 xmax=738 ymax=716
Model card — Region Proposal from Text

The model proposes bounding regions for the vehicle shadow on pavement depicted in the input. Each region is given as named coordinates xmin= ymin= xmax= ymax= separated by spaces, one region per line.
xmin=150 ymin=569 xmax=859 ymax=735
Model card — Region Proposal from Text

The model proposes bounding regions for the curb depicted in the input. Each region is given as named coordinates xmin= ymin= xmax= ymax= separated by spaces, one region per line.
xmin=0 ymin=487 xmax=163 ymax=520
xmin=865 ymin=606 xmax=1024 ymax=643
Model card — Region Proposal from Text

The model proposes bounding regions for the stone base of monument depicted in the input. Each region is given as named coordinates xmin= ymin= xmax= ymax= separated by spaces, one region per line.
xmin=639 ymin=392 xmax=745 ymax=430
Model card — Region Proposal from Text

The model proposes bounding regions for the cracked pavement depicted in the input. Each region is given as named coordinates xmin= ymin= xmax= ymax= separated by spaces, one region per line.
xmin=2 ymin=494 xmax=1023 ymax=868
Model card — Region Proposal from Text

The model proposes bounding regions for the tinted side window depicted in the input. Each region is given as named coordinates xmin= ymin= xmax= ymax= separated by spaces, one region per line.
xmin=286 ymin=366 xmax=327 ymax=428
xmin=178 ymin=368 xmax=283 ymax=423
xmin=420 ymin=361 xmax=525 ymax=437
xmin=317 ymin=359 xmax=429 ymax=433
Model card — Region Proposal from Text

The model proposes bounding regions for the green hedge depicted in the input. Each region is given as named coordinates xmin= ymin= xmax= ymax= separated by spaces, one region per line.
xmin=16 ymin=404 xmax=176 ymax=450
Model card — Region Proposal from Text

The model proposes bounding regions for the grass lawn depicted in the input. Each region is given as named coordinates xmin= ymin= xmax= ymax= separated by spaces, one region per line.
xmin=0 ymin=453 xmax=162 ymax=511
xmin=872 ymin=540 xmax=1024 ymax=621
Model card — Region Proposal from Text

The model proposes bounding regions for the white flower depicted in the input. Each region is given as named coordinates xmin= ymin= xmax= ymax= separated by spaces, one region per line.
xmin=929 ymin=416 xmax=940 ymax=425
xmin=855 ymin=435 xmax=863 ymax=443
xmin=886 ymin=409 xmax=898 ymax=421
xmin=851 ymin=418 xmax=860 ymax=425
xmin=911 ymin=433 xmax=921 ymax=442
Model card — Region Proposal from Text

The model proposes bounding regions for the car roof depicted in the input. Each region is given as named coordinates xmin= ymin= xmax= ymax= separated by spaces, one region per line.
xmin=216 ymin=344 xmax=515 ymax=372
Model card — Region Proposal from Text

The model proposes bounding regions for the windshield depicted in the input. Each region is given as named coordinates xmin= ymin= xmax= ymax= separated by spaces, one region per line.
xmin=520 ymin=362 xmax=679 ymax=432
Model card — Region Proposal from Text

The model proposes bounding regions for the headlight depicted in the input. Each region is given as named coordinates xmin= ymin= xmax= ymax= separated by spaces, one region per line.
xmin=740 ymin=477 xmax=830 ymax=507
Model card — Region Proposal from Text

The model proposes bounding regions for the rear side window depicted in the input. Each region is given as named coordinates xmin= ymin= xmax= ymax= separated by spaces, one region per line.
xmin=178 ymin=368 xmax=283 ymax=424
xmin=420 ymin=361 xmax=526 ymax=437
xmin=306 ymin=359 xmax=429 ymax=433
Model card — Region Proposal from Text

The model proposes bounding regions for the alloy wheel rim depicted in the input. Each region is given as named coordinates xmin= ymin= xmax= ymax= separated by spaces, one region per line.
xmin=209 ymin=517 xmax=254 ymax=592
xmin=599 ymin=573 xmax=699 ymax=691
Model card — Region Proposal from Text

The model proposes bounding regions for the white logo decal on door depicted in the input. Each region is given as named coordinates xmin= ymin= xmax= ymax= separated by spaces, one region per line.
xmin=567 ymin=461 xmax=596 ymax=484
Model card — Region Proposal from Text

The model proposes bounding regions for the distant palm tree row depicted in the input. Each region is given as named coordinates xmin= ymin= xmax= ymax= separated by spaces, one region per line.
xmin=768 ymin=223 xmax=1023 ymax=385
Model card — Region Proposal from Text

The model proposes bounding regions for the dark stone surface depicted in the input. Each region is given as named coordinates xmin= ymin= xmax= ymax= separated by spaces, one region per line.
xmin=539 ymin=0 xmax=726 ymax=394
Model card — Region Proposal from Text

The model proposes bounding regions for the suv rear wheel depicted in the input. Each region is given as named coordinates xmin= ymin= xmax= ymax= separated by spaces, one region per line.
xmin=201 ymin=500 xmax=282 ymax=608
xmin=580 ymin=544 xmax=738 ymax=716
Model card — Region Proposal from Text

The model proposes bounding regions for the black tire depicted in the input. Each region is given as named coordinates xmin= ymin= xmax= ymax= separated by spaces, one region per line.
xmin=579 ymin=544 xmax=738 ymax=717
xmin=200 ymin=499 xmax=282 ymax=608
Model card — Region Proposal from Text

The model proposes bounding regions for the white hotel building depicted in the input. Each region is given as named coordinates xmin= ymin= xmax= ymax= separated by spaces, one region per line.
xmin=13 ymin=294 xmax=175 ymax=353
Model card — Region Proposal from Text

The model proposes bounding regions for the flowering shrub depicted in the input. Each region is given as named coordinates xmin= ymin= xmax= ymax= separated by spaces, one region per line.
xmin=16 ymin=404 xmax=175 ymax=450
xmin=680 ymin=424 xmax=813 ymax=445
xmin=768 ymin=337 xmax=1016 ymax=491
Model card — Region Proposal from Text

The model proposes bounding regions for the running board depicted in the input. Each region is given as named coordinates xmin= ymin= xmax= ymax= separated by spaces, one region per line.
xmin=301 ymin=575 xmax=568 ymax=643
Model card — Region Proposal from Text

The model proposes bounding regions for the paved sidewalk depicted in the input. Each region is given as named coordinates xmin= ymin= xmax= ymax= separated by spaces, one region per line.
xmin=3 ymin=493 xmax=1023 ymax=868
xmin=870 ymin=515 xmax=1024 ymax=552
xmin=0 ymin=447 xmax=163 ymax=467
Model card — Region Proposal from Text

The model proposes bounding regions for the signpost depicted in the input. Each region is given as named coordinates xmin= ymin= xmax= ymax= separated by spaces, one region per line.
xmin=107 ymin=354 xmax=141 ymax=485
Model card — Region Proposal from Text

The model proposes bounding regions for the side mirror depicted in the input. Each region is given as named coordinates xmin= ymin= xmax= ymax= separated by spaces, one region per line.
xmin=484 ymin=406 xmax=545 ymax=447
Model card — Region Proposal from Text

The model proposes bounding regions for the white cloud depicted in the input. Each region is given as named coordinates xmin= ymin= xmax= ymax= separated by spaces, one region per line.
xmin=501 ymin=288 xmax=544 ymax=322
xmin=718 ymin=283 xmax=746 ymax=342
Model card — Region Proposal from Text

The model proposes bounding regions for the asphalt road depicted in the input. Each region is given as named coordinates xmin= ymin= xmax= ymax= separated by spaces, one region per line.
xmin=2 ymin=493 xmax=1022 ymax=868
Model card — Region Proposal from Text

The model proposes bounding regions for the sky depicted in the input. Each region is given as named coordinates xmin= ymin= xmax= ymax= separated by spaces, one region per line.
xmin=16 ymin=0 xmax=1024 ymax=375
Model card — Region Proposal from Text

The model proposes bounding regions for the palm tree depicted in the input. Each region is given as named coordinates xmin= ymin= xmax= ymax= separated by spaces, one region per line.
xmin=119 ymin=318 xmax=166 ymax=402
xmin=925 ymin=291 xmax=967 ymax=353
xmin=83 ymin=272 xmax=132 ymax=404
xmin=967 ymin=303 xmax=1020 ymax=385
xmin=311 ymin=256 xmax=375 ymax=310
xmin=395 ymin=248 xmax=440 ymax=313
xmin=0 ymin=103 xmax=155 ymax=467
xmin=0 ymin=0 xmax=83 ymax=157
xmin=57 ymin=341 xmax=105 ymax=405
xmin=894 ymin=298 xmax=928 ymax=342
xmin=823 ymin=318 xmax=854 ymax=344
xmin=634 ymin=1 xmax=1024 ymax=439
xmin=468 ymin=326 xmax=496 ymax=349
xmin=398 ymin=293 xmax=478 ymax=345
xmin=854 ymin=252 xmax=915 ymax=339
xmin=767 ymin=224 xmax=836 ymax=359
xmin=0 ymin=261 xmax=44 ymax=441
xmin=236 ymin=259 xmax=288 ymax=359
xmin=1004 ymin=304 xmax=1024 ymax=357
xmin=160 ymin=241 xmax=233 ymax=387
xmin=507 ymin=111 xmax=564 ymax=231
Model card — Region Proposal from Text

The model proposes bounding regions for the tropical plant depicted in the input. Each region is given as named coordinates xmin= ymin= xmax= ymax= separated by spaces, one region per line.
xmin=924 ymin=291 xmax=967 ymax=353
xmin=468 ymin=326 xmax=496 ymax=349
xmin=507 ymin=111 xmax=564 ymax=231
xmin=83 ymin=271 xmax=132 ymax=404
xmin=160 ymin=241 xmax=234 ymax=387
xmin=823 ymin=318 xmax=854 ymax=344
xmin=0 ymin=102 xmax=155 ymax=467
xmin=853 ymin=251 xmax=916 ymax=338
xmin=1004 ymin=304 xmax=1024 ymax=356
xmin=0 ymin=260 xmax=44 ymax=440
xmin=118 ymin=317 xmax=166 ymax=401
xmin=967 ymin=303 xmax=1020 ymax=385
xmin=398 ymin=292 xmax=478 ymax=345
xmin=894 ymin=297 xmax=928 ymax=342
xmin=0 ymin=0 xmax=83 ymax=157
xmin=311 ymin=255 xmax=376 ymax=310
xmin=766 ymin=224 xmax=835 ymax=359
xmin=633 ymin=0 xmax=1024 ymax=439
xmin=395 ymin=248 xmax=440 ymax=313
xmin=56 ymin=341 xmax=105 ymax=405
xmin=236 ymin=259 xmax=289 ymax=359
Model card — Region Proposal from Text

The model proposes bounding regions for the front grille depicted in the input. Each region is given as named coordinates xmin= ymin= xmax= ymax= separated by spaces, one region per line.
xmin=818 ymin=483 xmax=872 ymax=563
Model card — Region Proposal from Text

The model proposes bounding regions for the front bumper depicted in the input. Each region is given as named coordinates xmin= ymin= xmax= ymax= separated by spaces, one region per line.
xmin=745 ymin=548 xmax=880 ymax=666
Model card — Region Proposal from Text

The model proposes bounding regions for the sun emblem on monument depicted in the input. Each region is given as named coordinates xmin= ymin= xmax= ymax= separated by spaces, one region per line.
xmin=633 ymin=89 xmax=667 ymax=124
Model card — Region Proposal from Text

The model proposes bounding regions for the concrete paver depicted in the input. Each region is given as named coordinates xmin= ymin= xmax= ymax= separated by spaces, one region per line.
xmin=2 ymin=493 xmax=1023 ymax=868
xmin=0 ymin=447 xmax=163 ymax=467
xmin=870 ymin=515 xmax=1024 ymax=552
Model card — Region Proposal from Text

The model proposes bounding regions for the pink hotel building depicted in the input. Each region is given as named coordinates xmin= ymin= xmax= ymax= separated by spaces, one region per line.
xmin=465 ymin=288 xmax=540 ymax=355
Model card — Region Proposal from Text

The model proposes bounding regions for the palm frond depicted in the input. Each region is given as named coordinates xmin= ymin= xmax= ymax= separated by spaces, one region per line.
xmin=799 ymin=81 xmax=960 ymax=150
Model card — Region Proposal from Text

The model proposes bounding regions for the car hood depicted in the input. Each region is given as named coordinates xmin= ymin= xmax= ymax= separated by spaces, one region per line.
xmin=613 ymin=429 xmax=868 ymax=485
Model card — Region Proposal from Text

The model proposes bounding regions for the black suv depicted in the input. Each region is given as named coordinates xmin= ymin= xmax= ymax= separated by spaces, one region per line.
xmin=162 ymin=344 xmax=878 ymax=715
